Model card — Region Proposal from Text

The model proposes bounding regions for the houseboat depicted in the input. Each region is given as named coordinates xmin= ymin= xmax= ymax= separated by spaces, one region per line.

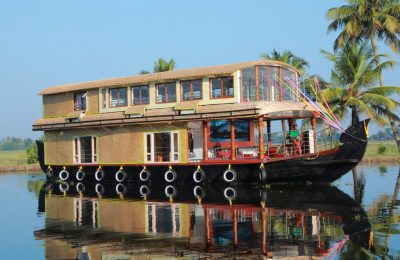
xmin=36 ymin=182 xmax=372 ymax=258
xmin=32 ymin=60 xmax=369 ymax=184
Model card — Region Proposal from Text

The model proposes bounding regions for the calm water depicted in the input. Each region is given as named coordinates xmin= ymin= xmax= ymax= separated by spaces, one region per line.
xmin=0 ymin=164 xmax=399 ymax=259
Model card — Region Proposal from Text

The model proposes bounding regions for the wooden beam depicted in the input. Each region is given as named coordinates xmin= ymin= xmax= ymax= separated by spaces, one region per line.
xmin=233 ymin=208 xmax=238 ymax=248
xmin=258 ymin=116 xmax=264 ymax=159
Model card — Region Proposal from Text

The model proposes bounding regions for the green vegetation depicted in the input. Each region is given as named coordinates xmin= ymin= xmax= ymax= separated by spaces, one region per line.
xmin=364 ymin=140 xmax=399 ymax=158
xmin=153 ymin=58 xmax=175 ymax=72
xmin=0 ymin=150 xmax=29 ymax=166
xmin=26 ymin=142 xmax=38 ymax=164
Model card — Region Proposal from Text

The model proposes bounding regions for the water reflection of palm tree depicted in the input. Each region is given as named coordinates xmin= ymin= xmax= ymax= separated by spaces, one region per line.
xmin=368 ymin=167 xmax=400 ymax=259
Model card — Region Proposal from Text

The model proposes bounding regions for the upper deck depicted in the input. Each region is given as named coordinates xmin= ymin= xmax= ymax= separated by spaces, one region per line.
xmin=33 ymin=60 xmax=315 ymax=131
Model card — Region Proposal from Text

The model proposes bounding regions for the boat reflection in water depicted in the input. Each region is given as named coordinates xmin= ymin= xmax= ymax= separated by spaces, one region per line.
xmin=35 ymin=181 xmax=373 ymax=259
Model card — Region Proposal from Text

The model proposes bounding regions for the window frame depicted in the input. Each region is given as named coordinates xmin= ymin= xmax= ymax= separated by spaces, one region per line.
xmin=145 ymin=131 xmax=179 ymax=163
xmin=101 ymin=89 xmax=107 ymax=109
xmin=210 ymin=76 xmax=234 ymax=99
xmin=132 ymin=85 xmax=150 ymax=105
xmin=73 ymin=136 xmax=97 ymax=164
xmin=156 ymin=82 xmax=177 ymax=104
xmin=180 ymin=79 xmax=203 ymax=101
xmin=109 ymin=87 xmax=128 ymax=108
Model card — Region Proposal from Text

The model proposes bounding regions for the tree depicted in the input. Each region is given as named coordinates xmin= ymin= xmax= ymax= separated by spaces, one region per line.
xmin=326 ymin=0 xmax=400 ymax=152
xmin=153 ymin=58 xmax=176 ymax=73
xmin=139 ymin=70 xmax=150 ymax=75
xmin=26 ymin=142 xmax=38 ymax=164
xmin=321 ymin=42 xmax=400 ymax=127
xmin=261 ymin=49 xmax=310 ymax=75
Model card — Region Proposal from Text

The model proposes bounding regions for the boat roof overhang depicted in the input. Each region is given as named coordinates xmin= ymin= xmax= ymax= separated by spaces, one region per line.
xmin=37 ymin=60 xmax=300 ymax=96
xmin=32 ymin=101 xmax=317 ymax=131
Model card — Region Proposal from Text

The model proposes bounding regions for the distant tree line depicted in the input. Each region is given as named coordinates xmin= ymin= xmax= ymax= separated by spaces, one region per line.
xmin=0 ymin=137 xmax=33 ymax=151
xmin=369 ymin=127 xmax=400 ymax=141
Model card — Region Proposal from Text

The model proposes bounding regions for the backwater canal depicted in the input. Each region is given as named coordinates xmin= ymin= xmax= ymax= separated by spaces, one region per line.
xmin=0 ymin=163 xmax=399 ymax=259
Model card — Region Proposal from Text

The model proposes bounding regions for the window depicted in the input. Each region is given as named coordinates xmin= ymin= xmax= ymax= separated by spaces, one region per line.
xmin=145 ymin=131 xmax=179 ymax=162
xmin=157 ymin=82 xmax=176 ymax=103
xmin=269 ymin=67 xmax=280 ymax=101
xmin=210 ymin=77 xmax=234 ymax=99
xmin=241 ymin=66 xmax=270 ymax=102
xmin=109 ymin=87 xmax=128 ymax=107
xmin=74 ymin=92 xmax=87 ymax=111
xmin=181 ymin=79 xmax=202 ymax=101
xmin=209 ymin=120 xmax=250 ymax=142
xmin=132 ymin=85 xmax=149 ymax=105
xmin=74 ymin=136 xmax=97 ymax=163
xmin=101 ymin=89 xmax=107 ymax=109
xmin=281 ymin=68 xmax=298 ymax=101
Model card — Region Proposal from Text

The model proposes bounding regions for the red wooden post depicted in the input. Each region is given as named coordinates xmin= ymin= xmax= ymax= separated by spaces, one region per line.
xmin=230 ymin=119 xmax=236 ymax=160
xmin=258 ymin=116 xmax=264 ymax=159
xmin=203 ymin=120 xmax=209 ymax=160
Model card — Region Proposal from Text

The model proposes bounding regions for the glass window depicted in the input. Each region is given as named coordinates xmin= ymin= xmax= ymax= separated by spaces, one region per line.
xmin=181 ymin=79 xmax=202 ymax=101
xmin=157 ymin=82 xmax=176 ymax=103
xmin=74 ymin=92 xmax=87 ymax=111
xmin=74 ymin=136 xmax=97 ymax=163
xmin=209 ymin=120 xmax=250 ymax=142
xmin=242 ymin=67 xmax=256 ymax=102
xmin=269 ymin=67 xmax=280 ymax=101
xmin=258 ymin=66 xmax=269 ymax=101
xmin=132 ymin=85 xmax=149 ymax=105
xmin=281 ymin=68 xmax=298 ymax=101
xmin=211 ymin=77 xmax=234 ymax=99
xmin=109 ymin=87 xmax=128 ymax=107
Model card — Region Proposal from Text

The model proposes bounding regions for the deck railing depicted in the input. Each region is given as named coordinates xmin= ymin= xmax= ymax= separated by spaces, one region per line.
xmin=204 ymin=127 xmax=341 ymax=161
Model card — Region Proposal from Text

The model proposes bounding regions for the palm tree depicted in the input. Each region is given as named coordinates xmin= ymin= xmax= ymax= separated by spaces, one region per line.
xmin=153 ymin=58 xmax=176 ymax=73
xmin=260 ymin=49 xmax=310 ymax=75
xmin=139 ymin=70 xmax=150 ymax=75
xmin=326 ymin=0 xmax=400 ymax=151
xmin=321 ymin=42 xmax=399 ymax=127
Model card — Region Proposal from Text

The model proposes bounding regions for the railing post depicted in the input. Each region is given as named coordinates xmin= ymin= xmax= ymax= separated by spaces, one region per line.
xmin=258 ymin=116 xmax=264 ymax=159
xmin=203 ymin=120 xmax=209 ymax=160
xmin=230 ymin=119 xmax=236 ymax=160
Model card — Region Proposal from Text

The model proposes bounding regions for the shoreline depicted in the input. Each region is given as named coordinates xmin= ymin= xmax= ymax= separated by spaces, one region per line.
xmin=0 ymin=164 xmax=41 ymax=173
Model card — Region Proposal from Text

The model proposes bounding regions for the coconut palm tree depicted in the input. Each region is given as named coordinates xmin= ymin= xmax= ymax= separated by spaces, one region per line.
xmin=260 ymin=49 xmax=310 ymax=75
xmin=326 ymin=0 xmax=400 ymax=151
xmin=153 ymin=58 xmax=176 ymax=73
xmin=321 ymin=42 xmax=399 ymax=127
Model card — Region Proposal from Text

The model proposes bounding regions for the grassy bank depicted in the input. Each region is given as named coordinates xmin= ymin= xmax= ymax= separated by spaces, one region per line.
xmin=363 ymin=140 xmax=400 ymax=162
xmin=0 ymin=150 xmax=40 ymax=172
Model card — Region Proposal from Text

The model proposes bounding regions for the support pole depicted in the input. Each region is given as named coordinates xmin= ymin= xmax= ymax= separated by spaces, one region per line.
xmin=205 ymin=207 xmax=213 ymax=252
xmin=203 ymin=120 xmax=209 ymax=160
xmin=233 ymin=208 xmax=238 ymax=249
xmin=262 ymin=210 xmax=267 ymax=255
xmin=311 ymin=116 xmax=317 ymax=152
xmin=258 ymin=116 xmax=264 ymax=159
xmin=230 ymin=119 xmax=236 ymax=160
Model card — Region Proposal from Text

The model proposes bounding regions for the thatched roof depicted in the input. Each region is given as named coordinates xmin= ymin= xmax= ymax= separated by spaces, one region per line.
xmin=38 ymin=60 xmax=299 ymax=95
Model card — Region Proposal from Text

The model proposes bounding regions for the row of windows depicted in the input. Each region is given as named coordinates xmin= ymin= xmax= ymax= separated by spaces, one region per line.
xmin=99 ymin=77 xmax=234 ymax=108
xmin=72 ymin=66 xmax=298 ymax=112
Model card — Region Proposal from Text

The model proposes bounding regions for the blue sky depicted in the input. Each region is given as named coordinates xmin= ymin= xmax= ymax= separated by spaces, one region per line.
xmin=0 ymin=0 xmax=398 ymax=138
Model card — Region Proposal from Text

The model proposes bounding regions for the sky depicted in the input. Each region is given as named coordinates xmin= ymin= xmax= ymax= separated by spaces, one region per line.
xmin=0 ymin=0 xmax=398 ymax=138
